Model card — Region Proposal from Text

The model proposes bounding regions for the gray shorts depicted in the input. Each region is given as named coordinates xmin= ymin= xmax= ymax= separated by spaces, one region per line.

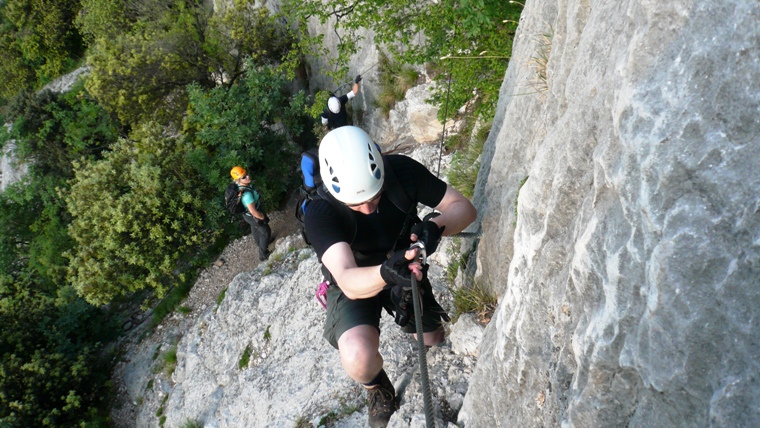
xmin=322 ymin=278 xmax=449 ymax=349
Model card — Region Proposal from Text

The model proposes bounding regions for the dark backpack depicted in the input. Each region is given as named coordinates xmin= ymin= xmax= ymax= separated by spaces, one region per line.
xmin=225 ymin=183 xmax=245 ymax=215
xmin=225 ymin=183 xmax=259 ymax=216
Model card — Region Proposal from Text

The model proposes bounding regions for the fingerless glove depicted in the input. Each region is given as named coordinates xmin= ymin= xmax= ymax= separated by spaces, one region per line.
xmin=380 ymin=248 xmax=413 ymax=287
xmin=410 ymin=217 xmax=445 ymax=255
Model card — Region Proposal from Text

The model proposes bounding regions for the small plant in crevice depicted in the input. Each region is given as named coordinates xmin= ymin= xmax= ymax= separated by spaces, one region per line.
xmin=216 ymin=288 xmax=227 ymax=308
xmin=263 ymin=325 xmax=271 ymax=341
xmin=180 ymin=419 xmax=204 ymax=428
xmin=513 ymin=176 xmax=529 ymax=227
xmin=157 ymin=394 xmax=169 ymax=426
xmin=294 ymin=416 xmax=313 ymax=428
xmin=239 ymin=344 xmax=252 ymax=370
xmin=445 ymin=237 xmax=466 ymax=283
xmin=527 ymin=28 xmax=553 ymax=94
xmin=375 ymin=51 xmax=420 ymax=117
xmin=317 ymin=398 xmax=362 ymax=426
xmin=261 ymin=264 xmax=272 ymax=275
xmin=155 ymin=341 xmax=179 ymax=377
xmin=451 ymin=278 xmax=498 ymax=325
xmin=447 ymin=121 xmax=492 ymax=199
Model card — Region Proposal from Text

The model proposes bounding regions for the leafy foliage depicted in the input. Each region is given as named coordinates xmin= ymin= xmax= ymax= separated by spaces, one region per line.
xmin=283 ymin=0 xmax=522 ymax=121
xmin=0 ymin=280 xmax=115 ymax=426
xmin=84 ymin=8 xmax=213 ymax=126
xmin=5 ymin=81 xmax=120 ymax=179
xmin=65 ymin=123 xmax=212 ymax=305
xmin=75 ymin=0 xmax=132 ymax=43
xmin=0 ymin=0 xmax=85 ymax=99
xmin=84 ymin=0 xmax=293 ymax=126
xmin=183 ymin=63 xmax=310 ymax=213
xmin=375 ymin=51 xmax=419 ymax=117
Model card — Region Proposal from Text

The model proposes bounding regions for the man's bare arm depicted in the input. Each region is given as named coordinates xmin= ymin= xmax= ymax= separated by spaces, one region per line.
xmin=430 ymin=185 xmax=477 ymax=235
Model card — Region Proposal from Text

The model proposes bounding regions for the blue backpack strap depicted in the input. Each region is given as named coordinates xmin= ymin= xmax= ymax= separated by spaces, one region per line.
xmin=300 ymin=149 xmax=321 ymax=192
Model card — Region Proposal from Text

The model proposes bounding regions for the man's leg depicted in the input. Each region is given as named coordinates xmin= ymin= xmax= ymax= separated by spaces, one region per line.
xmin=419 ymin=327 xmax=445 ymax=346
xmin=338 ymin=325 xmax=398 ymax=427
xmin=337 ymin=325 xmax=382 ymax=382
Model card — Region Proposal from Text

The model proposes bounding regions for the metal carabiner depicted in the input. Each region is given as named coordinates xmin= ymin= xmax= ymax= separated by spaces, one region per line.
xmin=409 ymin=241 xmax=427 ymax=265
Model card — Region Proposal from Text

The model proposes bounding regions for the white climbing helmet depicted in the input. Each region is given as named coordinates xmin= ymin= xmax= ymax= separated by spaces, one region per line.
xmin=328 ymin=96 xmax=341 ymax=114
xmin=319 ymin=126 xmax=384 ymax=205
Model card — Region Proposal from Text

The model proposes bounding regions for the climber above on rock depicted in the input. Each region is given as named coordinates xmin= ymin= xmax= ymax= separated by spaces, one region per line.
xmin=304 ymin=126 xmax=477 ymax=427
xmin=321 ymin=75 xmax=362 ymax=130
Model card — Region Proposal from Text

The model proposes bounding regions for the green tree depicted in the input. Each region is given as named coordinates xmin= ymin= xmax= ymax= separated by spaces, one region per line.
xmin=0 ymin=0 xmax=85 ymax=99
xmin=84 ymin=0 xmax=293 ymax=126
xmin=0 ymin=179 xmax=73 ymax=293
xmin=75 ymin=0 xmax=132 ymax=43
xmin=65 ymin=123 xmax=212 ymax=305
xmin=283 ymin=0 xmax=522 ymax=120
xmin=4 ymin=81 xmax=120 ymax=180
xmin=183 ymin=63 xmax=309 ymax=213
xmin=0 ymin=278 xmax=114 ymax=426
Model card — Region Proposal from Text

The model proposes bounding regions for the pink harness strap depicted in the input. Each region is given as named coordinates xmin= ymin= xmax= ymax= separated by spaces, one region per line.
xmin=316 ymin=280 xmax=330 ymax=309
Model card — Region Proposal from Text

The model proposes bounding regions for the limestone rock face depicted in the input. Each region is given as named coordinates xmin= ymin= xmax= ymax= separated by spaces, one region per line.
xmin=462 ymin=0 xmax=760 ymax=427
xmin=299 ymin=12 xmax=443 ymax=151
xmin=367 ymin=82 xmax=444 ymax=152
xmin=156 ymin=235 xmax=476 ymax=427
xmin=1 ymin=141 xmax=27 ymax=192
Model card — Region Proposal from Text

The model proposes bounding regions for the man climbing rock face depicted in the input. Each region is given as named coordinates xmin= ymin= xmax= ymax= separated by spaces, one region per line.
xmin=304 ymin=126 xmax=477 ymax=426
xmin=321 ymin=75 xmax=362 ymax=130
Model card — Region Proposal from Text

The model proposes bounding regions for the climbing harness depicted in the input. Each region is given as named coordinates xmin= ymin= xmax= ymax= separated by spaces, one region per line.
xmin=315 ymin=280 xmax=330 ymax=309
xmin=409 ymin=241 xmax=435 ymax=428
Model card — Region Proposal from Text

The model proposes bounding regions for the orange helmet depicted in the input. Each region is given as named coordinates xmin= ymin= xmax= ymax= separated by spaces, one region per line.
xmin=230 ymin=166 xmax=247 ymax=180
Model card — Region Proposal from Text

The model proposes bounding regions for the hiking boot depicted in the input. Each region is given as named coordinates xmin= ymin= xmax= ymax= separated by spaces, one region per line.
xmin=365 ymin=369 xmax=398 ymax=428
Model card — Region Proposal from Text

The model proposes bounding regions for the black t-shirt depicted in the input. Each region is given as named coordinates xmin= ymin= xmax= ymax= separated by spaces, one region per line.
xmin=305 ymin=155 xmax=447 ymax=267
xmin=320 ymin=94 xmax=350 ymax=130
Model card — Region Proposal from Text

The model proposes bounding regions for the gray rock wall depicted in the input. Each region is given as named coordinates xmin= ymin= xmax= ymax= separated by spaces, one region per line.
xmin=149 ymin=193 xmax=482 ymax=427
xmin=463 ymin=0 xmax=760 ymax=426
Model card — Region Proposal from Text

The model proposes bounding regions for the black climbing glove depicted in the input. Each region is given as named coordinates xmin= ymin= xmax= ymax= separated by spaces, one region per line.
xmin=355 ymin=74 xmax=362 ymax=83
xmin=380 ymin=248 xmax=414 ymax=288
xmin=390 ymin=283 xmax=423 ymax=327
xmin=411 ymin=214 xmax=445 ymax=255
